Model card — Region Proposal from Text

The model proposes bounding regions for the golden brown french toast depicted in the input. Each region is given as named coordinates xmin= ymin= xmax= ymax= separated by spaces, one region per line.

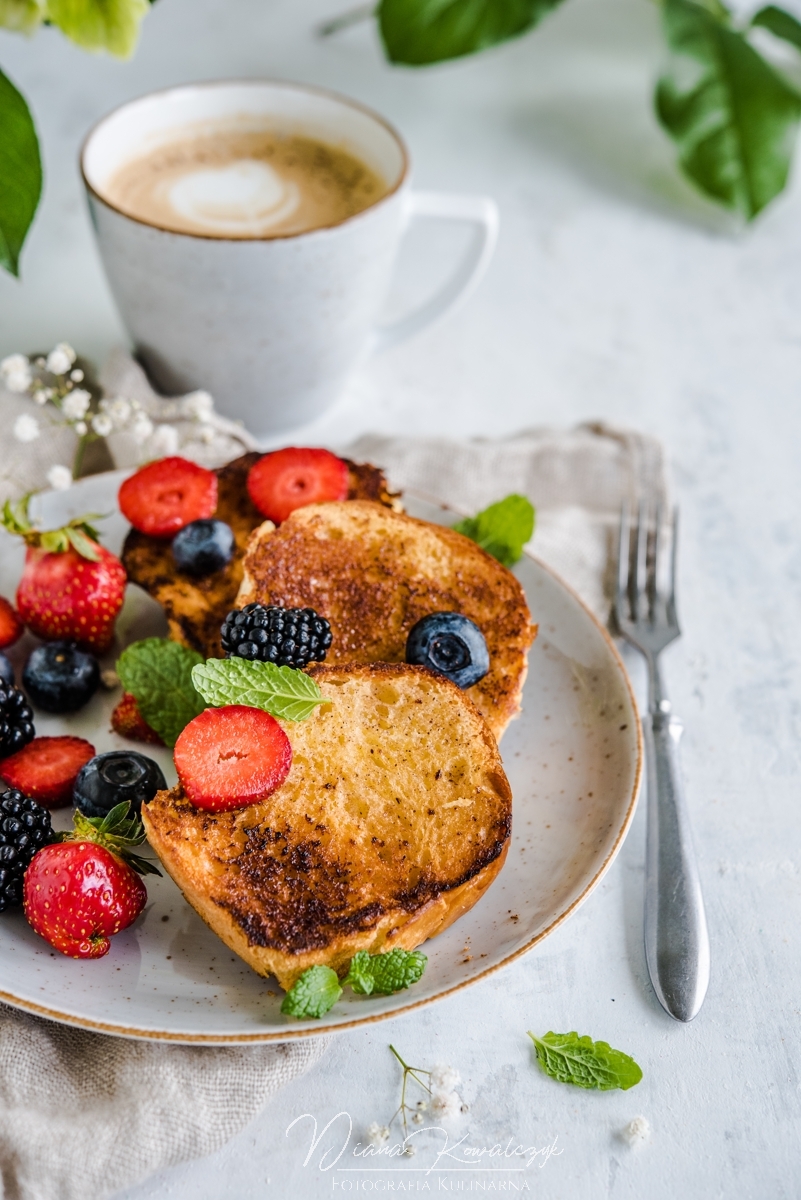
xmin=142 ymin=663 xmax=512 ymax=991
xmin=237 ymin=501 xmax=535 ymax=741
xmin=121 ymin=453 xmax=400 ymax=658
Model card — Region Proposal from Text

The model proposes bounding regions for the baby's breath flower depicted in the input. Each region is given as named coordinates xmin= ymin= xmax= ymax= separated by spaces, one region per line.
xmin=13 ymin=413 xmax=39 ymax=443
xmin=429 ymin=1065 xmax=461 ymax=1094
xmin=74 ymin=421 xmax=88 ymax=436
xmin=62 ymin=388 xmax=91 ymax=420
xmin=429 ymin=1091 xmax=462 ymax=1121
xmin=149 ymin=423 xmax=179 ymax=456
xmin=91 ymin=413 xmax=113 ymax=437
xmin=403 ymin=1143 xmax=416 ymax=1157
xmin=2 ymin=354 xmax=32 ymax=394
xmin=46 ymin=464 xmax=72 ymax=491
xmin=46 ymin=343 xmax=76 ymax=376
xmin=366 ymin=1123 xmax=390 ymax=1147
xmin=620 ymin=1116 xmax=650 ymax=1148
xmin=70 ymin=368 xmax=84 ymax=383
xmin=181 ymin=389 xmax=213 ymax=420
xmin=131 ymin=413 xmax=154 ymax=444
xmin=412 ymin=1111 xmax=424 ymax=1124
xmin=32 ymin=388 xmax=50 ymax=405
xmin=102 ymin=396 xmax=132 ymax=428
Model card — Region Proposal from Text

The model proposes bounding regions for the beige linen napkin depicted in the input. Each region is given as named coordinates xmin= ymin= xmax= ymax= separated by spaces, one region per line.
xmin=0 ymin=349 xmax=668 ymax=1200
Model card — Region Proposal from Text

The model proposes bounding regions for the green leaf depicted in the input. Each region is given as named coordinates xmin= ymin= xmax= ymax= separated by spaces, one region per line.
xmin=751 ymin=5 xmax=801 ymax=51
xmin=378 ymin=0 xmax=564 ymax=66
xmin=191 ymin=658 xmax=327 ymax=723
xmin=0 ymin=0 xmax=45 ymax=33
xmin=656 ymin=0 xmax=801 ymax=219
xmin=528 ymin=1031 xmax=643 ymax=1091
xmin=343 ymin=948 xmax=428 ymax=995
xmin=117 ymin=638 xmax=205 ymax=747
xmin=281 ymin=965 xmax=342 ymax=1019
xmin=0 ymin=67 xmax=42 ymax=277
xmin=46 ymin=0 xmax=150 ymax=58
xmin=453 ymin=493 xmax=535 ymax=567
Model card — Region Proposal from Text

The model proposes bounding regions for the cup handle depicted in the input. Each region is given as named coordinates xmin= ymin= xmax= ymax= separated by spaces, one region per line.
xmin=370 ymin=190 xmax=499 ymax=354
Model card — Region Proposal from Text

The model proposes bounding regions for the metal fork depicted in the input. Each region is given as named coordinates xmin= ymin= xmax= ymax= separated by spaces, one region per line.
xmin=615 ymin=506 xmax=710 ymax=1022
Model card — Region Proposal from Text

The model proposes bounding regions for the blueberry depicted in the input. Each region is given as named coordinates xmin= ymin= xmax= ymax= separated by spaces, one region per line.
xmin=0 ymin=652 xmax=14 ymax=688
xmin=405 ymin=612 xmax=490 ymax=689
xmin=73 ymin=751 xmax=167 ymax=819
xmin=23 ymin=641 xmax=100 ymax=713
xmin=172 ymin=519 xmax=234 ymax=577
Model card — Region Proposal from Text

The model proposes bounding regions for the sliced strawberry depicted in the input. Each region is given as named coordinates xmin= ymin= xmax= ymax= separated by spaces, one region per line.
xmin=0 ymin=736 xmax=95 ymax=808
xmin=0 ymin=597 xmax=23 ymax=648
xmin=247 ymin=447 xmax=349 ymax=524
xmin=111 ymin=692 xmax=164 ymax=746
xmin=174 ymin=705 xmax=292 ymax=812
xmin=119 ymin=457 xmax=218 ymax=538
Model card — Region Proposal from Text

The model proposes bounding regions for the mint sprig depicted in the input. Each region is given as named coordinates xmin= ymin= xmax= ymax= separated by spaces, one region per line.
xmin=528 ymin=1031 xmax=642 ymax=1091
xmin=281 ymin=966 xmax=343 ymax=1019
xmin=343 ymin=948 xmax=428 ymax=995
xmin=192 ymin=658 xmax=327 ymax=722
xmin=282 ymin=949 xmax=428 ymax=1018
xmin=453 ymin=493 xmax=535 ymax=568
xmin=117 ymin=638 xmax=205 ymax=748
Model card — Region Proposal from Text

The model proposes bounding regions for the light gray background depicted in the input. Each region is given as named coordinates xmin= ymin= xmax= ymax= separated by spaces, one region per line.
xmin=2 ymin=0 xmax=800 ymax=1196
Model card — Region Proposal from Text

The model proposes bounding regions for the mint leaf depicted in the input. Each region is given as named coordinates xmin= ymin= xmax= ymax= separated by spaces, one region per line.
xmin=378 ymin=0 xmax=564 ymax=66
xmin=528 ymin=1031 xmax=642 ymax=1091
xmin=281 ymin=966 xmax=342 ymax=1019
xmin=751 ymin=5 xmax=801 ymax=50
xmin=0 ymin=67 xmax=42 ymax=277
xmin=46 ymin=0 xmax=150 ymax=58
xmin=656 ymin=0 xmax=801 ymax=219
xmin=343 ymin=948 xmax=427 ymax=995
xmin=191 ymin=658 xmax=327 ymax=722
xmin=453 ymin=494 xmax=535 ymax=567
xmin=117 ymin=638 xmax=205 ymax=747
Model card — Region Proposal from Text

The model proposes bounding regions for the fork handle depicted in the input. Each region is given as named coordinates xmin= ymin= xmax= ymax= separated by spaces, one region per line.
xmin=643 ymin=703 xmax=710 ymax=1022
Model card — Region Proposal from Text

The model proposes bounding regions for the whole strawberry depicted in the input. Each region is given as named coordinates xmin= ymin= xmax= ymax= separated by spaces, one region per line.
xmin=23 ymin=802 xmax=160 ymax=959
xmin=2 ymin=496 xmax=126 ymax=653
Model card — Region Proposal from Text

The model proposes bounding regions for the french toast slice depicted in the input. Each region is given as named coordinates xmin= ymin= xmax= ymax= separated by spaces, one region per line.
xmin=142 ymin=663 xmax=512 ymax=991
xmin=237 ymin=501 xmax=535 ymax=741
xmin=121 ymin=453 xmax=400 ymax=658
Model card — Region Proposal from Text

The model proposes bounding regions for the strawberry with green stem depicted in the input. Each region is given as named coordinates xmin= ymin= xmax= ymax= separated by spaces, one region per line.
xmin=2 ymin=495 xmax=126 ymax=653
xmin=23 ymin=801 xmax=160 ymax=959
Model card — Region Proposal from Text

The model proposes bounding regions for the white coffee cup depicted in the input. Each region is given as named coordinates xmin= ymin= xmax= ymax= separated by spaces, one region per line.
xmin=81 ymin=80 xmax=498 ymax=437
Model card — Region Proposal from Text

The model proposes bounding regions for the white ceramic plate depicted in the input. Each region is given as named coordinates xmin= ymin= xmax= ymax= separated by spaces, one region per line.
xmin=0 ymin=472 xmax=641 ymax=1042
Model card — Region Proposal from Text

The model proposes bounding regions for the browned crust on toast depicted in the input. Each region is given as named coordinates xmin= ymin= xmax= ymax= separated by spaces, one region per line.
xmin=121 ymin=453 xmax=400 ymax=658
xmin=237 ymin=501 xmax=536 ymax=741
xmin=142 ymin=663 xmax=512 ymax=990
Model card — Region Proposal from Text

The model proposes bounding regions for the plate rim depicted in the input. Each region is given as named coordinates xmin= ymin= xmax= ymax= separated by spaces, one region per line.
xmin=0 ymin=478 xmax=643 ymax=1042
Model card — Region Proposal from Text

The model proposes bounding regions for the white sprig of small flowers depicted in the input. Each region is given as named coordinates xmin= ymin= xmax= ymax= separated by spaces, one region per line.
xmin=368 ymin=1045 xmax=466 ymax=1152
xmin=2 ymin=343 xmax=224 ymax=486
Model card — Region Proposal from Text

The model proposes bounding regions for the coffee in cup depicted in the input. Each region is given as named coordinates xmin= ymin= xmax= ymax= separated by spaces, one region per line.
xmin=82 ymin=81 xmax=498 ymax=435
xmin=103 ymin=123 xmax=391 ymax=239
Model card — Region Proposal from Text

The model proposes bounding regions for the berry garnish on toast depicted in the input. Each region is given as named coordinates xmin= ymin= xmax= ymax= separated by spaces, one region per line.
xmin=247 ymin=447 xmax=349 ymax=523
xmin=237 ymin=502 xmax=535 ymax=741
xmin=0 ymin=736 xmax=95 ymax=808
xmin=142 ymin=663 xmax=512 ymax=991
xmin=121 ymin=452 xmax=401 ymax=659
xmin=119 ymin=456 xmax=218 ymax=537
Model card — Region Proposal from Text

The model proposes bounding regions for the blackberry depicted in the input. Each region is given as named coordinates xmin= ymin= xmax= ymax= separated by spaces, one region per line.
xmin=0 ymin=789 xmax=54 ymax=911
xmin=0 ymin=683 xmax=34 ymax=757
xmin=221 ymin=603 xmax=333 ymax=668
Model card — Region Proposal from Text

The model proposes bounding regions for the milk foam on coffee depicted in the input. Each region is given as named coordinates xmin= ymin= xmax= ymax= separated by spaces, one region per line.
xmin=103 ymin=123 xmax=390 ymax=238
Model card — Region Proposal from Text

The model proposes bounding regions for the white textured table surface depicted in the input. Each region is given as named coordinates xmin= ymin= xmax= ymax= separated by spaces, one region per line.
xmin=3 ymin=0 xmax=801 ymax=1196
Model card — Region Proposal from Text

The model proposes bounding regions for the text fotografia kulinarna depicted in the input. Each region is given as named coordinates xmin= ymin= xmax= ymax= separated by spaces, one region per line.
xmin=286 ymin=1112 xmax=563 ymax=1177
